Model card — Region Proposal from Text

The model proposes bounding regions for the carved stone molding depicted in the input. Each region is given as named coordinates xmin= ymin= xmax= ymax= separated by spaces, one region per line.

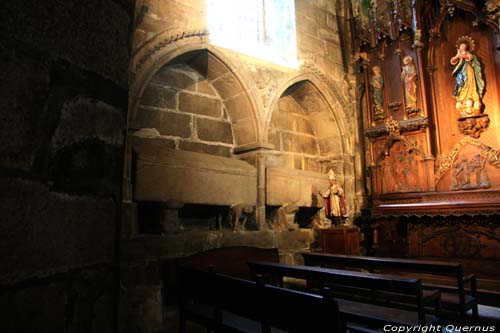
xmin=131 ymin=28 xmax=209 ymax=78
xmin=300 ymin=61 xmax=351 ymax=120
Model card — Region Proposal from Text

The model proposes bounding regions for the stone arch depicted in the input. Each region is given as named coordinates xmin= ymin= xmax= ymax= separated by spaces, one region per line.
xmin=266 ymin=74 xmax=350 ymax=158
xmin=129 ymin=37 xmax=262 ymax=147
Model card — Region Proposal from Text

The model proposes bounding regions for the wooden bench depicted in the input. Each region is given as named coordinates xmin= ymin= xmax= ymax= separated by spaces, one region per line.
xmin=301 ymin=252 xmax=478 ymax=321
xmin=177 ymin=264 xmax=346 ymax=332
xmin=176 ymin=246 xmax=279 ymax=279
xmin=248 ymin=260 xmax=441 ymax=329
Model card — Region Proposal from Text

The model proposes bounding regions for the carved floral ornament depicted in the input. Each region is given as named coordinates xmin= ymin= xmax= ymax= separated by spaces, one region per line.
xmin=352 ymin=0 xmax=413 ymax=46
xmin=377 ymin=117 xmax=421 ymax=162
xmin=485 ymin=0 xmax=500 ymax=49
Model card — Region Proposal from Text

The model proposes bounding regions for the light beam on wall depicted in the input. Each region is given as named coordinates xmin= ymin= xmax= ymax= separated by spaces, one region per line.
xmin=207 ymin=0 xmax=298 ymax=68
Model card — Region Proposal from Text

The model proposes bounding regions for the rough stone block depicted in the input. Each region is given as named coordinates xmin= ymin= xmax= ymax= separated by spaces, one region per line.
xmin=188 ymin=51 xmax=229 ymax=81
xmin=163 ymin=231 xmax=223 ymax=258
xmin=140 ymin=85 xmax=177 ymax=109
xmin=326 ymin=12 xmax=338 ymax=29
xmin=135 ymin=108 xmax=191 ymax=138
xmin=266 ymin=168 xmax=328 ymax=207
xmin=197 ymin=118 xmax=233 ymax=144
xmin=325 ymin=41 xmax=343 ymax=63
xmin=131 ymin=135 xmax=176 ymax=153
xmin=304 ymin=157 xmax=320 ymax=172
xmin=268 ymin=129 xmax=281 ymax=151
xmin=221 ymin=231 xmax=276 ymax=248
xmin=178 ymin=92 xmax=222 ymax=118
xmin=1 ymin=0 xmax=130 ymax=86
xmin=281 ymin=132 xmax=316 ymax=155
xmin=232 ymin=119 xmax=257 ymax=146
xmin=0 ymin=50 xmax=49 ymax=171
xmin=0 ymin=178 xmax=115 ymax=284
xmin=310 ymin=113 xmax=340 ymax=139
xmin=151 ymin=66 xmax=197 ymax=91
xmin=295 ymin=1 xmax=326 ymax=22
xmin=122 ymin=285 xmax=163 ymax=333
xmin=197 ymin=80 xmax=217 ymax=96
xmin=276 ymin=229 xmax=314 ymax=251
xmin=294 ymin=155 xmax=303 ymax=169
xmin=295 ymin=90 xmax=329 ymax=113
xmin=50 ymin=138 xmax=123 ymax=195
xmin=318 ymin=136 xmax=343 ymax=155
xmin=211 ymin=74 xmax=242 ymax=99
xmin=133 ymin=144 xmax=257 ymax=206
xmin=121 ymin=261 xmax=162 ymax=287
xmin=319 ymin=28 xmax=340 ymax=44
xmin=2 ymin=282 xmax=66 ymax=333
xmin=298 ymin=35 xmax=326 ymax=57
xmin=223 ymin=93 xmax=253 ymax=123
xmin=279 ymin=252 xmax=295 ymax=265
xmin=294 ymin=117 xmax=314 ymax=135
xmin=179 ymin=141 xmax=231 ymax=157
xmin=52 ymin=96 xmax=124 ymax=151
xmin=296 ymin=14 xmax=318 ymax=37
xmin=281 ymin=132 xmax=295 ymax=152
xmin=297 ymin=136 xmax=318 ymax=155
xmin=272 ymin=111 xmax=295 ymax=131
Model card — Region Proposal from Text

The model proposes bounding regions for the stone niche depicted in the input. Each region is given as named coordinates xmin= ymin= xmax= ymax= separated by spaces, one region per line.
xmin=265 ymin=79 xmax=341 ymax=228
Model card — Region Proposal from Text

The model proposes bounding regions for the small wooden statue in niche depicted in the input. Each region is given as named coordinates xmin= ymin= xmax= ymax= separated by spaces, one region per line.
xmin=401 ymin=55 xmax=418 ymax=116
xmin=450 ymin=36 xmax=485 ymax=118
xmin=370 ymin=65 xmax=385 ymax=121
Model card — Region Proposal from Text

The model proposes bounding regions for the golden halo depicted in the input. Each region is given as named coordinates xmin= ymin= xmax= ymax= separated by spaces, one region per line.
xmin=455 ymin=35 xmax=475 ymax=51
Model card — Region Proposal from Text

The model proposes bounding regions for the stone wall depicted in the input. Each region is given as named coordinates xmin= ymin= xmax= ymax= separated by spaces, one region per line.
xmin=269 ymin=94 xmax=320 ymax=171
xmin=0 ymin=1 xmax=131 ymax=332
xmin=136 ymin=63 xmax=234 ymax=157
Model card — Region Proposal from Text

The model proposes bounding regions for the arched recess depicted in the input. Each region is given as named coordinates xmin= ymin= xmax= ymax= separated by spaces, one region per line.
xmin=265 ymin=75 xmax=351 ymax=167
xmin=123 ymin=36 xmax=265 ymax=230
xmin=129 ymin=38 xmax=262 ymax=148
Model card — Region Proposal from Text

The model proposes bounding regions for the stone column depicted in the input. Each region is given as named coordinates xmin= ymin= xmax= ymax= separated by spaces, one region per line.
xmin=161 ymin=200 xmax=184 ymax=234
xmin=233 ymin=142 xmax=275 ymax=230
xmin=256 ymin=153 xmax=268 ymax=229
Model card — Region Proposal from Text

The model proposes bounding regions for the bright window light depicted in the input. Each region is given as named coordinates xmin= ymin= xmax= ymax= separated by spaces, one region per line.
xmin=207 ymin=0 xmax=298 ymax=68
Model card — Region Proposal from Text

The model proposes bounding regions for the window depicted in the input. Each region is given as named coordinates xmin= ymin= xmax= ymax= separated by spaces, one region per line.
xmin=207 ymin=0 xmax=298 ymax=68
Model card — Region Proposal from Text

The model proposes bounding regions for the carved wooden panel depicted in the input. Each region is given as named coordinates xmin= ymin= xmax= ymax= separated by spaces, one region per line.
xmin=372 ymin=131 xmax=429 ymax=195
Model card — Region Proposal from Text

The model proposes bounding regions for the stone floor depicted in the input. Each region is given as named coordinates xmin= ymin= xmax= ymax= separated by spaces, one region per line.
xmin=162 ymin=304 xmax=500 ymax=332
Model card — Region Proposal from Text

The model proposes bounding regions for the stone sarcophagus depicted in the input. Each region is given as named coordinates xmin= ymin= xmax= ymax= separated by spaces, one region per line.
xmin=266 ymin=168 xmax=327 ymax=208
xmin=132 ymin=137 xmax=256 ymax=206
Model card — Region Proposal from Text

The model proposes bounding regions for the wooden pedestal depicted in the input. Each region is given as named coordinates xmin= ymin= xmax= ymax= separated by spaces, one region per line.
xmin=321 ymin=226 xmax=360 ymax=255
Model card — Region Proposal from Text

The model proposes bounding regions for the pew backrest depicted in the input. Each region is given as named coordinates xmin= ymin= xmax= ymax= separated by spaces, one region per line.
xmin=247 ymin=260 xmax=436 ymax=326
xmin=177 ymin=246 xmax=279 ymax=279
xmin=301 ymin=252 xmax=477 ymax=321
xmin=177 ymin=264 xmax=345 ymax=332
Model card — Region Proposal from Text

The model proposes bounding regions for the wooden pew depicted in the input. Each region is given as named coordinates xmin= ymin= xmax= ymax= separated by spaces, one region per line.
xmin=248 ymin=260 xmax=441 ymax=328
xmin=301 ymin=252 xmax=478 ymax=322
xmin=177 ymin=264 xmax=346 ymax=332
xmin=176 ymin=246 xmax=279 ymax=279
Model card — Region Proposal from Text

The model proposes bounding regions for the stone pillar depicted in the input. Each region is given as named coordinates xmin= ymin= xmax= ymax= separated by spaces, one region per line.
xmin=233 ymin=142 xmax=275 ymax=230
xmin=256 ymin=153 xmax=268 ymax=229
xmin=161 ymin=200 xmax=184 ymax=234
